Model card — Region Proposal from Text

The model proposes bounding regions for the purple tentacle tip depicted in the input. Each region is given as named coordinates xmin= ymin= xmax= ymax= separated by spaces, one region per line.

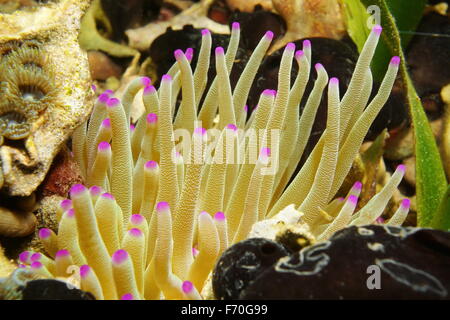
xmin=232 ymin=22 xmax=240 ymax=30
xmin=215 ymin=47 xmax=225 ymax=56
xmin=330 ymin=77 xmax=339 ymax=85
xmin=140 ymin=77 xmax=151 ymax=87
xmin=98 ymin=141 xmax=111 ymax=151
xmin=348 ymin=195 xmax=358 ymax=205
xmin=390 ymin=56 xmax=401 ymax=66
xmin=131 ymin=214 xmax=144 ymax=225
xmin=295 ymin=50 xmax=304 ymax=59
xmin=157 ymin=201 xmax=170 ymax=212
xmin=102 ymin=118 xmax=111 ymax=128
xmin=162 ymin=74 xmax=172 ymax=82
xmin=19 ymin=251 xmax=30 ymax=263
xmin=98 ymin=93 xmax=109 ymax=104
xmin=147 ymin=113 xmax=158 ymax=123
xmin=315 ymin=63 xmax=324 ymax=71
xmin=182 ymin=281 xmax=194 ymax=294
xmin=194 ymin=127 xmax=207 ymax=136
xmin=201 ymin=29 xmax=210 ymax=36
xmin=112 ymin=249 xmax=128 ymax=265
xmin=214 ymin=211 xmax=226 ymax=221
xmin=401 ymin=198 xmax=411 ymax=209
xmin=70 ymin=184 xmax=86 ymax=196
xmin=106 ymin=97 xmax=120 ymax=107
xmin=373 ymin=25 xmax=383 ymax=35
xmin=397 ymin=164 xmax=406 ymax=173
xmin=145 ymin=160 xmax=158 ymax=169
xmin=144 ymin=85 xmax=156 ymax=95
xmin=260 ymin=147 xmax=271 ymax=157
xmin=60 ymin=199 xmax=72 ymax=210
xmin=129 ymin=228 xmax=143 ymax=237
xmin=265 ymin=30 xmax=274 ymax=40
xmin=89 ymin=186 xmax=102 ymax=196
xmin=353 ymin=181 xmax=363 ymax=190
xmin=303 ymin=39 xmax=311 ymax=48
xmin=55 ymin=250 xmax=70 ymax=258
xmin=66 ymin=208 xmax=75 ymax=217
xmin=80 ymin=265 xmax=90 ymax=278
xmin=286 ymin=43 xmax=295 ymax=51
xmin=121 ymin=293 xmax=134 ymax=300
xmin=101 ymin=192 xmax=115 ymax=200
xmin=226 ymin=124 xmax=238 ymax=131
xmin=174 ymin=49 xmax=184 ymax=60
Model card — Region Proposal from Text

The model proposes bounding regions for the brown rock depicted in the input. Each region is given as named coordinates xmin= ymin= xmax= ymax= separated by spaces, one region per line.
xmin=88 ymin=50 xmax=123 ymax=81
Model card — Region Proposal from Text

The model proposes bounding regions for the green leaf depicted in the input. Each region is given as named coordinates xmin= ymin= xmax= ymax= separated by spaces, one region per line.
xmin=343 ymin=0 xmax=426 ymax=81
xmin=431 ymin=185 xmax=450 ymax=231
xmin=342 ymin=0 xmax=448 ymax=227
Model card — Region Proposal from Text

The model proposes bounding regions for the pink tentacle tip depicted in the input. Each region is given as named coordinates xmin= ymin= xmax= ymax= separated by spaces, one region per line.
xmin=330 ymin=77 xmax=339 ymax=85
xmin=192 ymin=247 xmax=199 ymax=257
xmin=373 ymin=25 xmax=383 ymax=35
xmin=112 ymin=249 xmax=128 ymax=265
xmin=353 ymin=181 xmax=363 ymax=190
xmin=80 ymin=265 xmax=90 ymax=278
xmin=201 ymin=29 xmax=210 ymax=36
xmin=130 ymin=124 xmax=136 ymax=131
xmin=101 ymin=192 xmax=115 ymax=200
xmin=348 ymin=195 xmax=358 ymax=205
xmin=38 ymin=228 xmax=51 ymax=239
xmin=103 ymin=89 xmax=114 ymax=96
xmin=295 ymin=50 xmax=304 ymax=59
xmin=303 ymin=39 xmax=311 ymax=48
xmin=89 ymin=186 xmax=103 ymax=196
xmin=315 ymin=63 xmax=324 ymax=71
xmin=131 ymin=214 xmax=144 ymax=225
xmin=232 ymin=22 xmax=240 ymax=30
xmin=244 ymin=105 xmax=248 ymax=112
xmin=106 ymin=97 xmax=120 ymax=107
xmin=121 ymin=293 xmax=134 ymax=300
xmin=264 ymin=30 xmax=274 ymax=40
xmin=145 ymin=160 xmax=158 ymax=169
xmin=19 ymin=251 xmax=30 ymax=263
xmin=214 ymin=211 xmax=226 ymax=221
xmin=185 ymin=48 xmax=194 ymax=61
xmin=285 ymin=42 xmax=295 ymax=51
xmin=396 ymin=164 xmax=406 ymax=173
xmin=182 ymin=281 xmax=194 ymax=294
xmin=91 ymin=84 xmax=97 ymax=92
xmin=199 ymin=211 xmax=209 ymax=217
xmin=98 ymin=141 xmax=111 ymax=151
xmin=390 ymin=56 xmax=401 ymax=66
xmin=194 ymin=127 xmax=207 ymax=136
xmin=162 ymin=74 xmax=172 ymax=82
xmin=60 ymin=199 xmax=72 ymax=210
xmin=129 ymin=228 xmax=143 ymax=237
xmin=147 ymin=113 xmax=158 ymax=123
xmin=55 ymin=250 xmax=70 ymax=258
xmin=156 ymin=201 xmax=170 ymax=212
xmin=226 ymin=124 xmax=238 ymax=131
xmin=215 ymin=47 xmax=225 ymax=56
xmin=18 ymin=264 xmax=27 ymax=268
xmin=30 ymin=253 xmax=42 ymax=262
xmin=98 ymin=93 xmax=109 ymax=104
xmin=260 ymin=147 xmax=271 ymax=157
xmin=375 ymin=217 xmax=385 ymax=224
xmin=140 ymin=76 xmax=151 ymax=87
xmin=262 ymin=89 xmax=275 ymax=96
xmin=66 ymin=208 xmax=75 ymax=217
xmin=102 ymin=118 xmax=111 ymax=128
xmin=144 ymin=85 xmax=156 ymax=95
xmin=337 ymin=197 xmax=345 ymax=202
xmin=401 ymin=198 xmax=411 ymax=209
xmin=30 ymin=261 xmax=43 ymax=269
xmin=174 ymin=49 xmax=185 ymax=60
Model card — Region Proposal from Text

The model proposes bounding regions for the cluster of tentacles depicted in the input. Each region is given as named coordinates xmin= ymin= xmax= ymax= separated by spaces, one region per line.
xmin=17 ymin=23 xmax=410 ymax=300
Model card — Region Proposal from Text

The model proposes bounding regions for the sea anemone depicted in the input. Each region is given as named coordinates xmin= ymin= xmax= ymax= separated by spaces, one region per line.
xmin=19 ymin=23 xmax=409 ymax=300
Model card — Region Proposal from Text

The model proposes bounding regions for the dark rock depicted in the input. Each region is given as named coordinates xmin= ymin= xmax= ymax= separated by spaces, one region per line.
xmin=22 ymin=279 xmax=95 ymax=300
xmin=212 ymin=238 xmax=289 ymax=300
xmin=239 ymin=226 xmax=450 ymax=299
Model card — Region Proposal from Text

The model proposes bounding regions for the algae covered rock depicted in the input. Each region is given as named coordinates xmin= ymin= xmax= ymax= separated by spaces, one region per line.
xmin=0 ymin=0 xmax=93 ymax=197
